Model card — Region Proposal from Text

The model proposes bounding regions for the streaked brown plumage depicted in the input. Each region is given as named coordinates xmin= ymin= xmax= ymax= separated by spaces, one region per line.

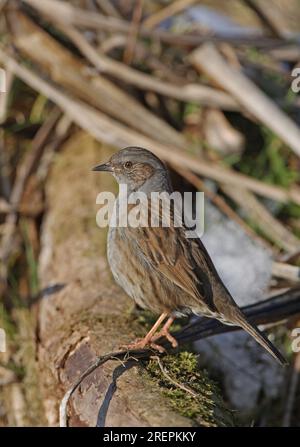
xmin=93 ymin=147 xmax=287 ymax=365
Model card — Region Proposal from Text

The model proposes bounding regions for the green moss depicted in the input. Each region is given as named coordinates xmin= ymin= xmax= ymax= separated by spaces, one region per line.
xmin=145 ymin=352 xmax=235 ymax=427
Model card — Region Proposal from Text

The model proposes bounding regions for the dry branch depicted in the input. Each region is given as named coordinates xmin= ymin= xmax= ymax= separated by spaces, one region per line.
xmin=282 ymin=350 xmax=300 ymax=426
xmin=143 ymin=0 xmax=199 ymax=30
xmin=59 ymin=285 xmax=300 ymax=426
xmin=21 ymin=0 xmax=284 ymax=48
xmin=1 ymin=0 xmax=299 ymax=428
xmin=8 ymin=11 xmax=184 ymax=149
xmin=58 ymin=25 xmax=239 ymax=110
xmin=0 ymin=108 xmax=61 ymax=292
xmin=173 ymin=166 xmax=269 ymax=249
xmin=272 ymin=262 xmax=300 ymax=282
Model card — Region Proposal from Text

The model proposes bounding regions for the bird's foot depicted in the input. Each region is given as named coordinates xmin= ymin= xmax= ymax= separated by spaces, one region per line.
xmin=151 ymin=329 xmax=178 ymax=349
xmin=120 ymin=338 xmax=146 ymax=351
xmin=120 ymin=337 xmax=166 ymax=353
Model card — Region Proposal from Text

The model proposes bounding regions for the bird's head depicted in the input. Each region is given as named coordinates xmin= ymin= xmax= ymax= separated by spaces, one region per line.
xmin=92 ymin=146 xmax=171 ymax=193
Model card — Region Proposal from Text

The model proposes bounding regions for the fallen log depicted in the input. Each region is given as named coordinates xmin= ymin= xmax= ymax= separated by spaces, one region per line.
xmin=37 ymin=132 xmax=233 ymax=427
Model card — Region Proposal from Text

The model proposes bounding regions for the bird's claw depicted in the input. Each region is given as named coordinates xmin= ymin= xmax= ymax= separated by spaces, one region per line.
xmin=120 ymin=329 xmax=178 ymax=353
xmin=120 ymin=338 xmax=166 ymax=353
xmin=151 ymin=330 xmax=178 ymax=349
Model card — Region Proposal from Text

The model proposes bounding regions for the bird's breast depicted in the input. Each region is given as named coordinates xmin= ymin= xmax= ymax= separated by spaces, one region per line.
xmin=107 ymin=226 xmax=150 ymax=309
xmin=107 ymin=226 xmax=180 ymax=313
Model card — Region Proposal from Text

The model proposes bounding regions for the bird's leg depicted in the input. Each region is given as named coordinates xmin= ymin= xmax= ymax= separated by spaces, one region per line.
xmin=150 ymin=316 xmax=178 ymax=348
xmin=121 ymin=312 xmax=168 ymax=351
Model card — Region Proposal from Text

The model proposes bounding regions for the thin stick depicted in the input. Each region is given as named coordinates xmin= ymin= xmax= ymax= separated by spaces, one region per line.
xmin=143 ymin=0 xmax=199 ymax=30
xmin=95 ymin=0 xmax=122 ymax=18
xmin=21 ymin=0 xmax=284 ymax=48
xmin=272 ymin=262 xmax=300 ymax=282
xmin=123 ymin=0 xmax=143 ymax=65
xmin=59 ymin=288 xmax=298 ymax=426
xmin=221 ymin=185 xmax=300 ymax=254
xmin=0 ymin=108 xmax=60 ymax=288
xmin=58 ymin=25 xmax=239 ymax=111
xmin=59 ymin=351 xmax=144 ymax=427
xmin=1 ymin=47 xmax=300 ymax=206
xmin=0 ymin=68 xmax=14 ymax=200
xmin=152 ymin=355 xmax=198 ymax=398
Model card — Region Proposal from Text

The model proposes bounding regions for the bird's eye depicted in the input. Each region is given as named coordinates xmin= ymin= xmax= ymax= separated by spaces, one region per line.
xmin=124 ymin=161 xmax=133 ymax=169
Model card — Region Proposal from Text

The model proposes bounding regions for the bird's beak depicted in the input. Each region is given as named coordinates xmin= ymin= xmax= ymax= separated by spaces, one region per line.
xmin=92 ymin=162 xmax=113 ymax=172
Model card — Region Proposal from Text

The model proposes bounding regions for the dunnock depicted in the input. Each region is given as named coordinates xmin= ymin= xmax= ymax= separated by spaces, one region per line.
xmin=93 ymin=147 xmax=286 ymax=365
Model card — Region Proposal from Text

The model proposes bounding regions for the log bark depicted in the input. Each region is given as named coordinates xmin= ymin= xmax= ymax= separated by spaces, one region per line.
xmin=36 ymin=132 xmax=231 ymax=427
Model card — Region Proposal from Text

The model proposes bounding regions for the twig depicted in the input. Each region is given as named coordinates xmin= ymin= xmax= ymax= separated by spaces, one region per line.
xmin=123 ymin=0 xmax=143 ymax=65
xmin=282 ymin=350 xmax=300 ymax=426
xmin=190 ymin=43 xmax=300 ymax=159
xmin=143 ymin=0 xmax=199 ymax=30
xmin=244 ymin=0 xmax=285 ymax=38
xmin=95 ymin=0 xmax=122 ymax=19
xmin=0 ymin=68 xmax=13 ymax=124
xmin=269 ymin=45 xmax=300 ymax=62
xmin=1 ymin=47 xmax=300 ymax=206
xmin=59 ymin=287 xmax=300 ymax=426
xmin=280 ymin=249 xmax=300 ymax=264
xmin=0 ymin=365 xmax=17 ymax=386
xmin=221 ymin=185 xmax=300 ymax=254
xmin=10 ymin=11 xmax=184 ymax=148
xmin=21 ymin=0 xmax=285 ymax=48
xmin=272 ymin=262 xmax=300 ymax=282
xmin=57 ymin=25 xmax=239 ymax=110
xmin=99 ymin=34 xmax=127 ymax=53
xmin=152 ymin=355 xmax=198 ymax=397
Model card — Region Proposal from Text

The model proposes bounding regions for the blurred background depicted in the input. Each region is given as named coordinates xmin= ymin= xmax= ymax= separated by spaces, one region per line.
xmin=0 ymin=0 xmax=300 ymax=427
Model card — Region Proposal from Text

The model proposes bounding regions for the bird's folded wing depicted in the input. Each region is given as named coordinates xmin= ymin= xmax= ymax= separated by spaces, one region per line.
xmin=127 ymin=223 xmax=216 ymax=313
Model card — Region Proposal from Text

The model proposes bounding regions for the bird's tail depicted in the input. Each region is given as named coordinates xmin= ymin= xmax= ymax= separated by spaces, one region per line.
xmin=233 ymin=312 xmax=287 ymax=366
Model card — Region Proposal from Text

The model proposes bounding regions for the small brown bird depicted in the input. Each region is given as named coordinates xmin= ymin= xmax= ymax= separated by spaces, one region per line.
xmin=93 ymin=147 xmax=286 ymax=365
